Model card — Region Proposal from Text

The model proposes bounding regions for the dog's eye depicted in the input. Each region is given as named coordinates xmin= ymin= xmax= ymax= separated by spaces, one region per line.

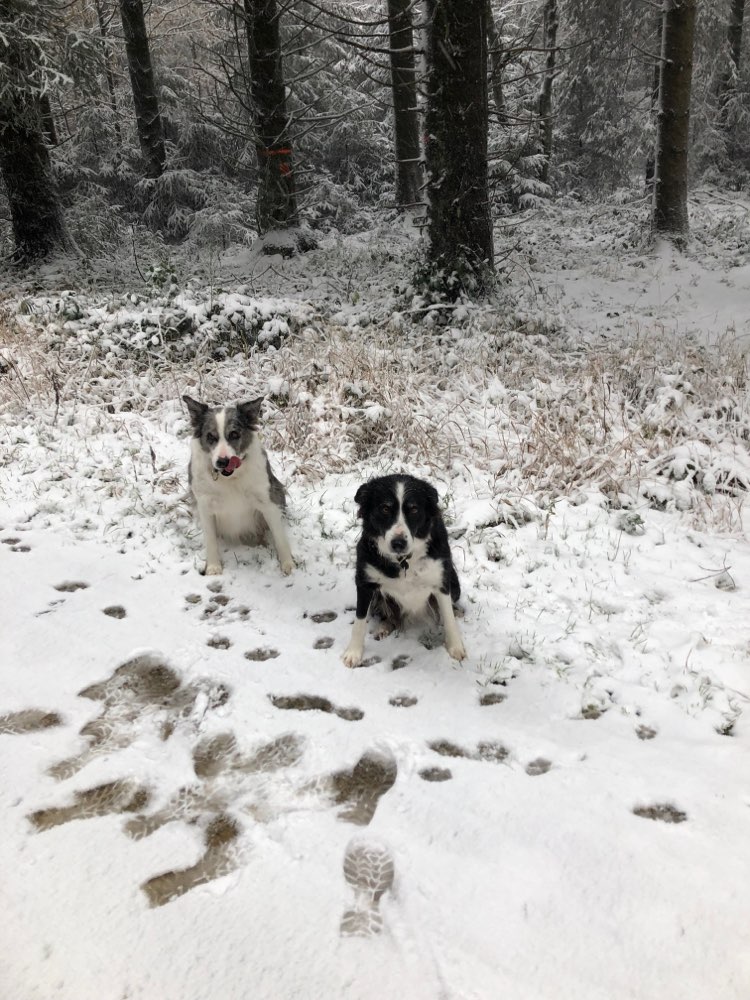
xmin=227 ymin=431 xmax=240 ymax=441
xmin=405 ymin=504 xmax=418 ymax=514
xmin=206 ymin=433 xmax=218 ymax=445
xmin=379 ymin=504 xmax=392 ymax=514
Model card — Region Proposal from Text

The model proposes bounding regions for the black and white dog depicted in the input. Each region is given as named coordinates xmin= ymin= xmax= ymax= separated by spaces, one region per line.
xmin=183 ymin=395 xmax=294 ymax=576
xmin=342 ymin=474 xmax=466 ymax=667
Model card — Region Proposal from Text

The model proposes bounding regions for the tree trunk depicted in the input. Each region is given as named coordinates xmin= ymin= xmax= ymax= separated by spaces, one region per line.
xmin=486 ymin=0 xmax=507 ymax=125
xmin=0 ymin=4 xmax=71 ymax=263
xmin=95 ymin=0 xmax=122 ymax=145
xmin=118 ymin=0 xmax=166 ymax=177
xmin=243 ymin=0 xmax=298 ymax=234
xmin=387 ymin=0 xmax=422 ymax=209
xmin=653 ymin=0 xmax=697 ymax=243
xmin=718 ymin=0 xmax=746 ymax=127
xmin=645 ymin=11 xmax=662 ymax=192
xmin=538 ymin=0 xmax=558 ymax=185
xmin=424 ymin=0 xmax=493 ymax=296
xmin=39 ymin=93 xmax=58 ymax=145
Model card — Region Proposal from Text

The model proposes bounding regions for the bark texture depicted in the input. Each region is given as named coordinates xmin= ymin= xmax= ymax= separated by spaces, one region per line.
xmin=119 ymin=0 xmax=166 ymax=177
xmin=244 ymin=0 xmax=298 ymax=233
xmin=424 ymin=0 xmax=493 ymax=294
xmin=387 ymin=0 xmax=422 ymax=209
xmin=645 ymin=10 xmax=662 ymax=192
xmin=653 ymin=0 xmax=697 ymax=242
xmin=538 ymin=0 xmax=558 ymax=184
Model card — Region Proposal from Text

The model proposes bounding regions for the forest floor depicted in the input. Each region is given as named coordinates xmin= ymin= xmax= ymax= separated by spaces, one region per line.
xmin=1 ymin=189 xmax=749 ymax=1000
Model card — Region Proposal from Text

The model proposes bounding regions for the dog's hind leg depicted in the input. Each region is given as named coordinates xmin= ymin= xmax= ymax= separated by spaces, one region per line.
xmin=260 ymin=503 xmax=295 ymax=575
xmin=435 ymin=590 xmax=466 ymax=662
xmin=343 ymin=584 xmax=376 ymax=668
xmin=197 ymin=502 xmax=222 ymax=575
xmin=371 ymin=592 xmax=401 ymax=641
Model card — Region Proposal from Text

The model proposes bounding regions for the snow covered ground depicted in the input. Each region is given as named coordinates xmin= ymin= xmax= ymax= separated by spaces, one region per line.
xmin=1 ymin=193 xmax=750 ymax=1000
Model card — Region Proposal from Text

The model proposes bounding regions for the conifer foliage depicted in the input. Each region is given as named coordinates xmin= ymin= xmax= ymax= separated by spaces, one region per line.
xmin=0 ymin=0 xmax=72 ymax=262
xmin=0 ymin=0 xmax=747 ymax=271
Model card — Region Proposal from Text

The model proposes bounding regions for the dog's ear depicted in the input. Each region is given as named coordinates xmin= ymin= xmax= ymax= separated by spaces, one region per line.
xmin=183 ymin=395 xmax=207 ymax=432
xmin=354 ymin=482 xmax=373 ymax=514
xmin=237 ymin=397 xmax=263 ymax=429
xmin=423 ymin=482 xmax=440 ymax=515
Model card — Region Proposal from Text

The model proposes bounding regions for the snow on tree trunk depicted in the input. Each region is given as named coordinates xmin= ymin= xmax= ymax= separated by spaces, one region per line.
xmin=118 ymin=0 xmax=166 ymax=178
xmin=538 ymin=0 xmax=558 ymax=185
xmin=653 ymin=0 xmax=697 ymax=244
xmin=424 ymin=0 xmax=494 ymax=296
xmin=243 ymin=0 xmax=298 ymax=235
xmin=718 ymin=0 xmax=746 ymax=127
xmin=0 ymin=5 xmax=71 ymax=263
xmin=387 ymin=0 xmax=422 ymax=209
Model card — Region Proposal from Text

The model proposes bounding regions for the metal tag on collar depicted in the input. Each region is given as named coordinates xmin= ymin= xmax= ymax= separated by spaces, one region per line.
xmin=398 ymin=554 xmax=411 ymax=572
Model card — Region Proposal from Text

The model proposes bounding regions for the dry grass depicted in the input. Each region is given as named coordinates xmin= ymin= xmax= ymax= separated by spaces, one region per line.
xmin=1 ymin=298 xmax=748 ymax=532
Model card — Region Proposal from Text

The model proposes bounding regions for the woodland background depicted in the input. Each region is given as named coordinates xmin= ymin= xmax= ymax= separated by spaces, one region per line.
xmin=0 ymin=0 xmax=747 ymax=290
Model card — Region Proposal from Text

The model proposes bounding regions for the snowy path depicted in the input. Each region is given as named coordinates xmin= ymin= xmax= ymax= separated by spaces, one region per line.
xmin=2 ymin=457 xmax=749 ymax=999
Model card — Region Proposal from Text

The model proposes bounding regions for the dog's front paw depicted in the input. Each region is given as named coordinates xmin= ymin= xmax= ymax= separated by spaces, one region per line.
xmin=342 ymin=646 xmax=364 ymax=669
xmin=204 ymin=563 xmax=223 ymax=576
xmin=446 ymin=638 xmax=467 ymax=662
xmin=280 ymin=558 xmax=296 ymax=576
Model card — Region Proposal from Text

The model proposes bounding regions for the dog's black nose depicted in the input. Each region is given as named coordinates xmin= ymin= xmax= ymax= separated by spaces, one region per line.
xmin=391 ymin=536 xmax=408 ymax=553
xmin=215 ymin=456 xmax=229 ymax=469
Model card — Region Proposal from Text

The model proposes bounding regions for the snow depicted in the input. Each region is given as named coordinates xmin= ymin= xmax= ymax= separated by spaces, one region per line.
xmin=2 ymin=192 xmax=750 ymax=1000
xmin=527 ymin=192 xmax=750 ymax=350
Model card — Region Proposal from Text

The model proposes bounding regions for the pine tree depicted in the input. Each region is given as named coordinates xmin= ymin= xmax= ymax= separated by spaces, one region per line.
xmin=0 ymin=0 xmax=71 ymax=262
xmin=424 ymin=0 xmax=493 ymax=296
xmin=653 ymin=0 xmax=697 ymax=243
xmin=538 ymin=0 xmax=558 ymax=184
xmin=718 ymin=0 xmax=746 ymax=127
xmin=94 ymin=0 xmax=122 ymax=146
xmin=387 ymin=0 xmax=421 ymax=209
xmin=486 ymin=0 xmax=507 ymax=125
xmin=243 ymin=0 xmax=298 ymax=234
xmin=118 ymin=0 xmax=166 ymax=178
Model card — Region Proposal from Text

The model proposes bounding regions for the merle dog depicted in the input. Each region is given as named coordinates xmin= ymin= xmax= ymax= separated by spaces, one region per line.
xmin=183 ymin=395 xmax=294 ymax=576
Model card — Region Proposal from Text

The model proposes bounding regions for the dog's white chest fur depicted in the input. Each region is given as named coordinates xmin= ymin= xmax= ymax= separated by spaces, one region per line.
xmin=189 ymin=437 xmax=268 ymax=540
xmin=365 ymin=554 xmax=444 ymax=618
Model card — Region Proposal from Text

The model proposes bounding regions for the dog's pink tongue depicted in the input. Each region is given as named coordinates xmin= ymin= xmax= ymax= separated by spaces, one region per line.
xmin=226 ymin=456 xmax=242 ymax=472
